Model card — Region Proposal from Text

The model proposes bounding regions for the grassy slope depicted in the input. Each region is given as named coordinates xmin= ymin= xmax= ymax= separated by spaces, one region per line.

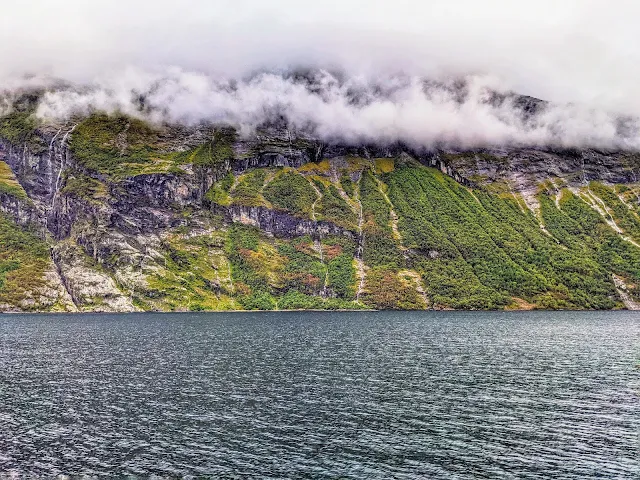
xmin=178 ymin=160 xmax=640 ymax=310
xmin=263 ymin=170 xmax=317 ymax=217
xmin=588 ymin=182 xmax=640 ymax=243
xmin=0 ymin=111 xmax=47 ymax=154
xmin=68 ymin=113 xmax=235 ymax=179
xmin=224 ymin=225 xmax=362 ymax=310
xmin=0 ymin=214 xmax=51 ymax=309
xmin=0 ymin=161 xmax=27 ymax=199
xmin=204 ymin=158 xmax=640 ymax=309
xmin=386 ymin=166 xmax=638 ymax=309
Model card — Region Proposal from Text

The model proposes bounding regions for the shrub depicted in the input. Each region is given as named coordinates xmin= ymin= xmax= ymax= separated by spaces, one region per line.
xmin=359 ymin=171 xmax=404 ymax=269
xmin=323 ymin=236 xmax=357 ymax=299
xmin=0 ymin=215 xmax=50 ymax=308
xmin=263 ymin=171 xmax=317 ymax=217
xmin=361 ymin=267 xmax=422 ymax=310
xmin=316 ymin=183 xmax=357 ymax=229
xmin=239 ymin=291 xmax=276 ymax=310
xmin=230 ymin=170 xmax=267 ymax=207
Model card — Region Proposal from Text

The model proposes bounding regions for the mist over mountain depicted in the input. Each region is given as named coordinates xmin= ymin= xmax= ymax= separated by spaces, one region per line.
xmin=2 ymin=0 xmax=640 ymax=150
xmin=6 ymin=69 xmax=631 ymax=151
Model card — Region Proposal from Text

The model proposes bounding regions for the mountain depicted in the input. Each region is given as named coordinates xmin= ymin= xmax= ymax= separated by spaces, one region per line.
xmin=0 ymin=94 xmax=639 ymax=312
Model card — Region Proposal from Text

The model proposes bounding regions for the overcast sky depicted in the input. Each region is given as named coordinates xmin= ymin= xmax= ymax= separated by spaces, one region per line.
xmin=2 ymin=1 xmax=639 ymax=149
xmin=2 ymin=0 xmax=638 ymax=109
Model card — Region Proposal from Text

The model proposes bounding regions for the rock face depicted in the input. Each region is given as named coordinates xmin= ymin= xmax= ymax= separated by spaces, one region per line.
xmin=0 ymin=137 xmax=58 ymax=205
xmin=0 ymin=264 xmax=77 ymax=313
xmin=0 ymin=192 xmax=40 ymax=229
xmin=442 ymin=148 xmax=640 ymax=191
xmin=52 ymin=242 xmax=138 ymax=312
xmin=221 ymin=205 xmax=353 ymax=239
xmin=0 ymin=112 xmax=639 ymax=312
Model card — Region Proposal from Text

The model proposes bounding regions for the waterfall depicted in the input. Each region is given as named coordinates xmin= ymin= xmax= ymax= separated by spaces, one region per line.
xmin=47 ymin=124 xmax=77 ymax=230
xmin=48 ymin=127 xmax=63 ymax=201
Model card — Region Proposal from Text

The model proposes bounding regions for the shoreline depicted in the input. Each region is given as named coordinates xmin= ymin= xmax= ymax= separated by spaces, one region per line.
xmin=0 ymin=308 xmax=635 ymax=315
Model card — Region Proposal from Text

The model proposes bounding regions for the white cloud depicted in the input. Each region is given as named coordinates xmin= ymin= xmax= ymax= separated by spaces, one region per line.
xmin=34 ymin=69 xmax=640 ymax=150
xmin=2 ymin=0 xmax=640 ymax=149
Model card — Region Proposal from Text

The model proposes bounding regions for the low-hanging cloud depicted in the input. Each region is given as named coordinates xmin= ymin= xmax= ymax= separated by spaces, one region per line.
xmin=2 ymin=0 xmax=640 ymax=150
xmin=33 ymin=69 xmax=640 ymax=150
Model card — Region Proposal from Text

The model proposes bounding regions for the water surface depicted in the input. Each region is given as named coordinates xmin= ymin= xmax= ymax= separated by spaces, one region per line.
xmin=0 ymin=311 xmax=638 ymax=478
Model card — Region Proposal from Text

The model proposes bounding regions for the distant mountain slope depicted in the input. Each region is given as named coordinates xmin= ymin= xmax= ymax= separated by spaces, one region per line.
xmin=0 ymin=107 xmax=639 ymax=312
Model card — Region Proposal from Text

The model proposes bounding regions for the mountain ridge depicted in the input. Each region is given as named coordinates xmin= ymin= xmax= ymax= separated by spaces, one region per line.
xmin=0 ymin=92 xmax=639 ymax=312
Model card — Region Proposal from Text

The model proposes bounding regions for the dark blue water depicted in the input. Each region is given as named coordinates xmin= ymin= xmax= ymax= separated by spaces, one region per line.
xmin=0 ymin=311 xmax=638 ymax=478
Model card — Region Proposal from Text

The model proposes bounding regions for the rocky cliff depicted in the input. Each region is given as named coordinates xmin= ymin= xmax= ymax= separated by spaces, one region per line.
xmin=0 ymin=104 xmax=639 ymax=312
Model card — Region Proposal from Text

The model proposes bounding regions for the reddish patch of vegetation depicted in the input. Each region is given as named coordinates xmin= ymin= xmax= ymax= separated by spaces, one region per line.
xmin=294 ymin=242 xmax=317 ymax=256
xmin=324 ymin=244 xmax=343 ymax=260
xmin=234 ymin=282 xmax=251 ymax=296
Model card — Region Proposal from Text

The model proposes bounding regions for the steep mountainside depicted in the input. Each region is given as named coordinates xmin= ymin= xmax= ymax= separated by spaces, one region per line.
xmin=1 ymin=105 xmax=639 ymax=312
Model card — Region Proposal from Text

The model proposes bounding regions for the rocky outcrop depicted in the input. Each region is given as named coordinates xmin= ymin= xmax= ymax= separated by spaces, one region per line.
xmin=52 ymin=241 xmax=138 ymax=312
xmin=114 ymin=172 xmax=201 ymax=208
xmin=0 ymin=192 xmax=41 ymax=231
xmin=0 ymin=124 xmax=75 ymax=208
xmin=0 ymin=138 xmax=56 ymax=205
xmin=232 ymin=150 xmax=314 ymax=172
xmin=0 ymin=263 xmax=77 ymax=313
xmin=420 ymin=152 xmax=476 ymax=187
xmin=446 ymin=148 xmax=640 ymax=191
xmin=612 ymin=275 xmax=640 ymax=311
xmin=221 ymin=204 xmax=354 ymax=239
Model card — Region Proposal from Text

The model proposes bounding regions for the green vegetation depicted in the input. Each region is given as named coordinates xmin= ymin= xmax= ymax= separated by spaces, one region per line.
xmin=239 ymin=291 xmax=277 ymax=310
xmin=362 ymin=267 xmax=423 ymax=310
xmin=135 ymin=231 xmax=239 ymax=311
xmin=315 ymin=182 xmax=358 ymax=230
xmin=205 ymin=171 xmax=234 ymax=206
xmin=0 ymin=111 xmax=47 ymax=154
xmin=386 ymin=165 xmax=634 ymax=309
xmin=277 ymin=239 xmax=325 ymax=296
xmin=70 ymin=113 xmax=163 ymax=176
xmin=175 ymin=128 xmax=236 ymax=168
xmin=540 ymin=188 xmax=640 ymax=303
xmin=340 ymin=175 xmax=355 ymax=198
xmin=69 ymin=113 xmax=236 ymax=178
xmin=225 ymin=224 xmax=274 ymax=293
xmin=278 ymin=289 xmax=365 ymax=310
xmin=614 ymin=184 xmax=640 ymax=217
xmin=60 ymin=171 xmax=108 ymax=204
xmin=220 ymin=223 xmax=359 ymax=305
xmin=223 ymin=226 xmax=360 ymax=308
xmin=0 ymin=214 xmax=50 ymax=308
xmin=177 ymin=163 xmax=640 ymax=310
xmin=323 ymin=235 xmax=357 ymax=299
xmin=589 ymin=182 xmax=640 ymax=243
xmin=374 ymin=158 xmax=395 ymax=174
xmin=263 ymin=170 xmax=318 ymax=216
xmin=0 ymin=161 xmax=27 ymax=199
xmin=298 ymin=159 xmax=332 ymax=173
xmin=360 ymin=171 xmax=404 ymax=269
xmin=230 ymin=170 xmax=268 ymax=207
xmin=1 ymin=141 xmax=638 ymax=311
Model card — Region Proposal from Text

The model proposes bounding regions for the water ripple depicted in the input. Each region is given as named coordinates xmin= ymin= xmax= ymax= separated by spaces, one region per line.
xmin=0 ymin=311 xmax=638 ymax=478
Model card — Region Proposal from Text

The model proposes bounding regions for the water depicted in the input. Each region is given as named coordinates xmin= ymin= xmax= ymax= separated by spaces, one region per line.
xmin=0 ymin=311 xmax=638 ymax=478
